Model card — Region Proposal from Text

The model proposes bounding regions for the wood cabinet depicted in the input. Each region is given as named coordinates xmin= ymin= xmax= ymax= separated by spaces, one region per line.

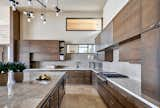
xmin=95 ymin=23 xmax=113 ymax=51
xmin=19 ymin=40 xmax=64 ymax=68
xmin=40 ymin=75 xmax=65 ymax=108
xmin=92 ymin=72 xmax=97 ymax=88
xmin=141 ymin=0 xmax=160 ymax=31
xmin=119 ymin=38 xmax=141 ymax=63
xmin=96 ymin=75 xmax=151 ymax=108
xmin=58 ymin=78 xmax=65 ymax=106
xmin=66 ymin=70 xmax=92 ymax=84
xmin=141 ymin=27 xmax=160 ymax=102
xmin=96 ymin=76 xmax=123 ymax=108
xmin=50 ymin=87 xmax=59 ymax=108
xmin=95 ymin=35 xmax=101 ymax=51
xmin=113 ymin=0 xmax=141 ymax=43
xmin=105 ymin=49 xmax=113 ymax=62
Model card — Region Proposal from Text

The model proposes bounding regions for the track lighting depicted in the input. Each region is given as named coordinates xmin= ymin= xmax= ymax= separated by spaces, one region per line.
xmin=43 ymin=19 xmax=47 ymax=24
xmin=23 ymin=11 xmax=34 ymax=22
xmin=9 ymin=0 xmax=19 ymax=11
xmin=27 ymin=17 xmax=31 ymax=22
xmin=27 ymin=0 xmax=32 ymax=6
xmin=40 ymin=13 xmax=47 ymax=24
xmin=56 ymin=6 xmax=61 ymax=16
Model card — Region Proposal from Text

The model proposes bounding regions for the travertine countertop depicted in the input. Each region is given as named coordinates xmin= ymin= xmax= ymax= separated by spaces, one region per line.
xmin=0 ymin=72 xmax=66 ymax=108
xmin=106 ymin=78 xmax=160 ymax=108
xmin=25 ymin=68 xmax=160 ymax=108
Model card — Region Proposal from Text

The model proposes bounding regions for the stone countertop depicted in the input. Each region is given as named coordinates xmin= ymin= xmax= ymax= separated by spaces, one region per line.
xmin=24 ymin=68 xmax=102 ymax=73
xmin=24 ymin=68 xmax=160 ymax=107
xmin=0 ymin=72 xmax=66 ymax=108
xmin=105 ymin=78 xmax=160 ymax=108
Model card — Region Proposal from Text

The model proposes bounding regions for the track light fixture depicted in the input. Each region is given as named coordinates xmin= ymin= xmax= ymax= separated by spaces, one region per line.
xmin=9 ymin=0 xmax=19 ymax=11
xmin=40 ymin=13 xmax=47 ymax=24
xmin=27 ymin=0 xmax=32 ymax=6
xmin=56 ymin=6 xmax=61 ymax=16
xmin=23 ymin=11 xmax=34 ymax=22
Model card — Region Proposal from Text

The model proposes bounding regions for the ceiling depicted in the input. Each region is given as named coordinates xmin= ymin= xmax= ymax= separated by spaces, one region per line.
xmin=1 ymin=0 xmax=107 ymax=12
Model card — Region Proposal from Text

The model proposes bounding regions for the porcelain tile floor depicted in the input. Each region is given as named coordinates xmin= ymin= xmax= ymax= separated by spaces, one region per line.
xmin=60 ymin=85 xmax=107 ymax=108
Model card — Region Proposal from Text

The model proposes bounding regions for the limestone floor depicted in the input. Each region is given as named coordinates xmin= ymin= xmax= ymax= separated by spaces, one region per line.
xmin=60 ymin=85 xmax=107 ymax=108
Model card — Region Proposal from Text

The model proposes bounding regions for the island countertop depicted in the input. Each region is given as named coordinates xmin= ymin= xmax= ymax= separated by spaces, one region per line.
xmin=0 ymin=71 xmax=66 ymax=108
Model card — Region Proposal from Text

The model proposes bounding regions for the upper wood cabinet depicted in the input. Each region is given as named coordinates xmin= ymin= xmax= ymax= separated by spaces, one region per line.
xmin=113 ymin=0 xmax=141 ymax=43
xmin=141 ymin=0 xmax=160 ymax=31
xmin=119 ymin=38 xmax=141 ymax=63
xmin=29 ymin=40 xmax=59 ymax=53
xmin=95 ymin=35 xmax=101 ymax=51
xmin=95 ymin=23 xmax=113 ymax=51
xmin=141 ymin=27 xmax=160 ymax=101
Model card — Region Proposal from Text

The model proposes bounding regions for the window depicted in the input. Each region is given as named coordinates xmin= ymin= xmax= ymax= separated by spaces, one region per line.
xmin=66 ymin=18 xmax=102 ymax=31
xmin=67 ymin=44 xmax=95 ymax=53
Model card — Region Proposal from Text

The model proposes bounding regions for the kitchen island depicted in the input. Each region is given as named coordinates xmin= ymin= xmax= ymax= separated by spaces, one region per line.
xmin=0 ymin=72 xmax=66 ymax=108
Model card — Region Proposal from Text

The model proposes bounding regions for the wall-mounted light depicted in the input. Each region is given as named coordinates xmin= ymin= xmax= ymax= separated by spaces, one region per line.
xmin=9 ymin=0 xmax=19 ymax=11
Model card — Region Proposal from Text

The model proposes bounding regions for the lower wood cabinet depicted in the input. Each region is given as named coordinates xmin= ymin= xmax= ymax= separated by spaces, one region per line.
xmin=66 ymin=70 xmax=92 ymax=84
xmin=96 ymin=76 xmax=123 ymax=108
xmin=58 ymin=78 xmax=65 ymax=106
xmin=40 ymin=76 xmax=65 ymax=108
xmin=50 ymin=87 xmax=59 ymax=108
xmin=96 ymin=75 xmax=151 ymax=108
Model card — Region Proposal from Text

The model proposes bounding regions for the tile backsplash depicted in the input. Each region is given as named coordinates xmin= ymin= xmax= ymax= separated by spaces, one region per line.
xmin=40 ymin=54 xmax=98 ymax=68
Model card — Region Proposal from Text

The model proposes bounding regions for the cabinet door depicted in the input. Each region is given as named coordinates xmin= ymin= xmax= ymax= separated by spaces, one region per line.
xmin=113 ymin=0 xmax=141 ymax=43
xmin=119 ymin=38 xmax=141 ymax=63
xmin=105 ymin=49 xmax=113 ymax=62
xmin=59 ymin=79 xmax=65 ymax=106
xmin=50 ymin=88 xmax=59 ymax=108
xmin=141 ymin=0 xmax=160 ymax=31
xmin=66 ymin=71 xmax=91 ymax=84
xmin=97 ymin=77 xmax=123 ymax=108
xmin=95 ymin=35 xmax=101 ymax=51
xmin=41 ymin=99 xmax=50 ymax=108
xmin=141 ymin=28 xmax=160 ymax=101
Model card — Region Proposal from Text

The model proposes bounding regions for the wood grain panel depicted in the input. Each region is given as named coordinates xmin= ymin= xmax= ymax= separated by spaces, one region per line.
xmin=29 ymin=40 xmax=59 ymax=53
xmin=141 ymin=27 xmax=160 ymax=101
xmin=10 ymin=9 xmax=20 ymax=62
xmin=119 ymin=38 xmax=142 ymax=63
xmin=113 ymin=0 xmax=141 ymax=43
xmin=32 ymin=53 xmax=59 ymax=61
xmin=66 ymin=18 xmax=102 ymax=31
xmin=141 ymin=0 xmax=160 ymax=31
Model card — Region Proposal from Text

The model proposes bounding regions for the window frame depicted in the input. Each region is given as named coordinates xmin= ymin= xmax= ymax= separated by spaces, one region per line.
xmin=66 ymin=18 xmax=103 ymax=31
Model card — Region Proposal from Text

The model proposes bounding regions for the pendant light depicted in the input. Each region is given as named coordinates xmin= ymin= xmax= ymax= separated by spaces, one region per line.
xmin=9 ymin=0 xmax=19 ymax=11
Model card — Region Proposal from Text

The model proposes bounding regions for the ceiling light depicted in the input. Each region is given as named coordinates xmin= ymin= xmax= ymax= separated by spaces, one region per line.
xmin=27 ymin=0 xmax=32 ymax=6
xmin=40 ymin=14 xmax=44 ymax=20
xmin=55 ymin=6 xmax=61 ymax=16
xmin=43 ymin=19 xmax=47 ymax=24
xmin=56 ymin=12 xmax=59 ymax=16
xmin=27 ymin=17 xmax=31 ymax=22
xmin=9 ymin=0 xmax=19 ymax=11
xmin=23 ymin=11 xmax=34 ymax=22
